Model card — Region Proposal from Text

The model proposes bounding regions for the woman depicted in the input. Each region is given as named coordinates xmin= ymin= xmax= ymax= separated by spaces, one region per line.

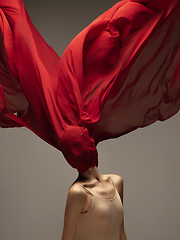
xmin=0 ymin=1 xmax=180 ymax=239
xmin=62 ymin=166 xmax=127 ymax=240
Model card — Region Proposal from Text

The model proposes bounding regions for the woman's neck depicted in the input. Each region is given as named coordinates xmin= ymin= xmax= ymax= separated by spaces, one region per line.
xmin=77 ymin=166 xmax=104 ymax=183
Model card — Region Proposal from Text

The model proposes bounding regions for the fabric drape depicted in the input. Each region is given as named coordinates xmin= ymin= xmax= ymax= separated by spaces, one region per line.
xmin=0 ymin=0 xmax=180 ymax=172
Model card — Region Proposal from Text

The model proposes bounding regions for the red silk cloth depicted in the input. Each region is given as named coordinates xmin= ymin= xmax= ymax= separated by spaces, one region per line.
xmin=0 ymin=0 xmax=180 ymax=173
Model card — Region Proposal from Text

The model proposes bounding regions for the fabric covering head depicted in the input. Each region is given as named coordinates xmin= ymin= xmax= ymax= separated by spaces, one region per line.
xmin=0 ymin=0 xmax=180 ymax=173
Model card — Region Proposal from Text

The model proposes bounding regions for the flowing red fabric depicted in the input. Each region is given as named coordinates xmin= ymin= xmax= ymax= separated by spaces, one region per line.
xmin=0 ymin=0 xmax=180 ymax=173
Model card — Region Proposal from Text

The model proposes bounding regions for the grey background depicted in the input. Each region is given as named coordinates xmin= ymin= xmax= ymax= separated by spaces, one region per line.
xmin=0 ymin=1 xmax=180 ymax=239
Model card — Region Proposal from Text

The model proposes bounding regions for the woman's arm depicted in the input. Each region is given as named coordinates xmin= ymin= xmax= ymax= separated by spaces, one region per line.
xmin=118 ymin=176 xmax=127 ymax=240
xmin=111 ymin=174 xmax=127 ymax=240
xmin=120 ymin=218 xmax=127 ymax=240
xmin=61 ymin=185 xmax=87 ymax=240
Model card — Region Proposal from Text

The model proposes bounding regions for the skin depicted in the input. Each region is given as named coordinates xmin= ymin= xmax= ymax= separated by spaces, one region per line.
xmin=61 ymin=166 xmax=127 ymax=240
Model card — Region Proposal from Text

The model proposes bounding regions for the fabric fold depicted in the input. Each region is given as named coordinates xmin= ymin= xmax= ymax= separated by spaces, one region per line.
xmin=0 ymin=0 xmax=180 ymax=172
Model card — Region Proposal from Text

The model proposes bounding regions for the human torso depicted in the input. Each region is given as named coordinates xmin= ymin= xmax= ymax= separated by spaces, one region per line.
xmin=73 ymin=174 xmax=124 ymax=240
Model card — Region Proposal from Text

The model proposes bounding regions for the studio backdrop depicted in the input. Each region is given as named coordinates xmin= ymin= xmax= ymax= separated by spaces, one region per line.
xmin=0 ymin=1 xmax=180 ymax=240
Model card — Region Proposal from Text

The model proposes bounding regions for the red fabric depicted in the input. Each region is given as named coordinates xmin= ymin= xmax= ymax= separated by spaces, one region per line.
xmin=0 ymin=0 xmax=180 ymax=173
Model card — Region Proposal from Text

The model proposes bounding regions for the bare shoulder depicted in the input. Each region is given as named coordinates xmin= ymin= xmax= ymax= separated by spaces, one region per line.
xmin=68 ymin=183 xmax=87 ymax=203
xmin=107 ymin=173 xmax=124 ymax=187
xmin=106 ymin=174 xmax=124 ymax=203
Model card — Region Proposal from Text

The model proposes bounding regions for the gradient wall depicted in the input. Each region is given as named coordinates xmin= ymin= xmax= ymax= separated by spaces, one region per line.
xmin=0 ymin=1 xmax=180 ymax=239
